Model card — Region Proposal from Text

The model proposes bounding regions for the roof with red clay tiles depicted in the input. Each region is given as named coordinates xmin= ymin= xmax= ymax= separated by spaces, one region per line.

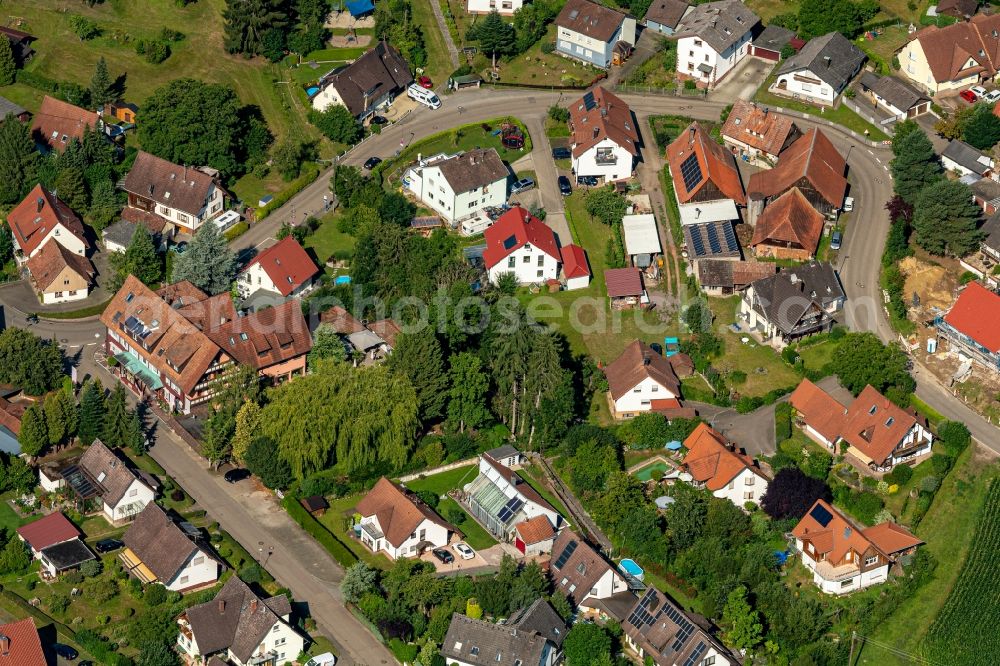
xmin=750 ymin=187 xmax=824 ymax=255
xmin=666 ymin=122 xmax=746 ymax=205
xmin=840 ymin=385 xmax=918 ymax=466
xmin=604 ymin=340 xmax=681 ymax=400
xmin=792 ymin=499 xmax=881 ymax=564
xmin=560 ymin=244 xmax=591 ymax=279
xmin=7 ymin=184 xmax=88 ymax=257
xmin=241 ymin=236 xmax=320 ymax=297
xmin=0 ymin=617 xmax=46 ymax=666
xmin=604 ymin=267 xmax=643 ymax=298
xmin=908 ymin=13 xmax=1000 ymax=84
xmin=25 ymin=240 xmax=95 ymax=291
xmin=0 ymin=396 xmax=24 ymax=436
xmin=556 ymin=0 xmax=629 ymax=42
xmin=356 ymin=477 xmax=457 ymax=548
xmin=568 ymin=87 xmax=639 ymax=159
xmin=748 ymin=128 xmax=847 ymax=208
xmin=514 ymin=515 xmax=556 ymax=545
xmin=789 ymin=378 xmax=848 ymax=442
xmin=943 ymin=281 xmax=1000 ymax=353
xmin=17 ymin=512 xmax=81 ymax=551
xmin=721 ymin=100 xmax=799 ymax=157
xmin=30 ymin=96 xmax=99 ymax=153
xmin=205 ymin=300 xmax=312 ymax=371
xmin=682 ymin=423 xmax=767 ymax=490
xmin=862 ymin=521 xmax=923 ymax=556
xmin=483 ymin=206 xmax=560 ymax=270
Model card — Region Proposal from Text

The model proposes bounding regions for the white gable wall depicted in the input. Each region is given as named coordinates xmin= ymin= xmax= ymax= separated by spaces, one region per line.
xmin=230 ymin=618 xmax=305 ymax=666
xmin=105 ymin=479 xmax=155 ymax=523
xmin=487 ymin=244 xmax=560 ymax=285
xmin=774 ymin=68 xmax=838 ymax=105
xmin=613 ymin=376 xmax=677 ymax=414
xmin=677 ymin=29 xmax=753 ymax=87
xmin=15 ymin=225 xmax=87 ymax=261
xmin=405 ymin=162 xmax=507 ymax=223
xmin=573 ymin=138 xmax=635 ymax=181
xmin=165 ymin=549 xmax=219 ymax=592
xmin=712 ymin=467 xmax=767 ymax=507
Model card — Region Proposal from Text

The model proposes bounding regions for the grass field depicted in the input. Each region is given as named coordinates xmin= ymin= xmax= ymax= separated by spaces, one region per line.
xmin=411 ymin=0 xmax=454 ymax=87
xmin=402 ymin=464 xmax=479 ymax=496
xmin=857 ymin=448 xmax=1000 ymax=665
xmin=499 ymin=24 xmax=602 ymax=87
xmin=7 ymin=0 xmax=311 ymax=143
xmin=437 ymin=497 xmax=497 ymax=550
xmin=796 ymin=337 xmax=838 ymax=373
xmin=517 ymin=464 xmax=573 ymax=525
xmin=0 ymin=494 xmax=27 ymax=534
xmin=319 ymin=495 xmax=394 ymax=570
xmin=304 ymin=212 xmax=357 ymax=264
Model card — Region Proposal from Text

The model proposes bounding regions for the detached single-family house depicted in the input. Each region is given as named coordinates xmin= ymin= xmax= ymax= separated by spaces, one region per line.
xmin=857 ymin=72 xmax=931 ymax=120
xmin=30 ymin=96 xmax=99 ymax=153
xmin=355 ymin=477 xmax=459 ymax=559
xmin=749 ymin=187 xmax=825 ymax=261
xmin=25 ymin=240 xmax=96 ymax=304
xmin=555 ymin=0 xmax=636 ymax=69
xmin=642 ymin=0 xmax=690 ymax=35
xmin=623 ymin=588 xmax=737 ymax=666
xmin=898 ymin=15 xmax=1000 ymax=95
xmin=177 ymin=576 xmax=304 ymax=666
xmin=739 ymin=262 xmax=845 ymax=344
xmin=403 ymin=148 xmax=509 ymax=223
xmin=793 ymin=499 xmax=922 ymax=594
xmin=0 ymin=617 xmax=47 ymax=666
xmin=122 ymin=151 xmax=224 ymax=235
xmin=681 ymin=423 xmax=770 ymax=507
xmin=749 ymin=24 xmax=800 ymax=61
xmin=311 ymin=40 xmax=413 ymax=118
xmin=772 ymin=32 xmax=866 ymax=106
xmin=550 ymin=530 xmax=633 ymax=620
xmin=64 ymin=440 xmax=156 ymax=523
xmin=603 ymin=340 xmax=683 ymax=419
xmin=747 ymin=128 xmax=847 ymax=219
xmin=121 ymin=502 xmax=221 ymax=593
xmin=7 ymin=184 xmax=89 ymax=263
xmin=568 ymin=87 xmax=639 ymax=182
xmin=941 ymin=139 xmax=994 ymax=178
xmin=936 ymin=281 xmax=1000 ymax=371
xmin=675 ymin=0 xmax=759 ymax=87
xmin=789 ymin=378 xmax=850 ymax=448
xmin=720 ymin=100 xmax=801 ymax=167
xmin=103 ymin=212 xmax=172 ymax=253
xmin=840 ymin=385 xmax=934 ymax=471
xmin=468 ymin=0 xmax=525 ymax=14
xmin=16 ymin=512 xmax=95 ymax=577
xmin=667 ymin=122 xmax=746 ymax=226
xmin=483 ymin=206 xmax=561 ymax=285
xmin=696 ymin=259 xmax=775 ymax=296
xmin=464 ymin=452 xmax=561 ymax=540
xmin=442 ymin=600 xmax=567 ymax=666
xmin=237 ymin=236 xmax=320 ymax=308
xmin=560 ymin=243 xmax=592 ymax=290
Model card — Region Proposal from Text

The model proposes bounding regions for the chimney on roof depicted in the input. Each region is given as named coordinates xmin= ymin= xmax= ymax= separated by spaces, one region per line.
xmin=763 ymin=107 xmax=769 ymax=116
xmin=593 ymin=126 xmax=600 ymax=139
xmin=0 ymin=634 xmax=8 ymax=656
xmin=789 ymin=273 xmax=798 ymax=284
xmin=250 ymin=598 xmax=259 ymax=613
xmin=36 ymin=197 xmax=44 ymax=213
xmin=218 ymin=599 xmax=226 ymax=613
xmin=643 ymin=353 xmax=651 ymax=366
xmin=148 ymin=184 xmax=154 ymax=195
xmin=824 ymin=56 xmax=832 ymax=68
xmin=695 ymin=207 xmax=702 ymax=219
xmin=688 ymin=126 xmax=696 ymax=143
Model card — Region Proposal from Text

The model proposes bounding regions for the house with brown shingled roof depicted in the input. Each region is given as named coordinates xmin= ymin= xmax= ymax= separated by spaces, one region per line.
xmin=899 ymin=13 xmax=1000 ymax=94
xmin=567 ymin=87 xmax=639 ymax=182
xmin=177 ymin=576 xmax=305 ymax=666
xmin=311 ymin=40 xmax=414 ymax=119
xmin=554 ymin=0 xmax=636 ymax=69
xmin=121 ymin=151 xmax=225 ymax=235
xmin=121 ymin=502 xmax=220 ymax=593
xmin=721 ymin=100 xmax=801 ymax=167
xmin=793 ymin=499 xmax=922 ymax=594
xmin=355 ymin=477 xmax=460 ymax=559
xmin=603 ymin=340 xmax=683 ymax=419
xmin=29 ymin=96 xmax=99 ymax=154
xmin=25 ymin=240 xmax=95 ymax=305
xmin=550 ymin=529 xmax=634 ymax=620
xmin=749 ymin=187 xmax=825 ymax=261
xmin=681 ymin=423 xmax=769 ymax=507
xmin=73 ymin=440 xmax=156 ymax=523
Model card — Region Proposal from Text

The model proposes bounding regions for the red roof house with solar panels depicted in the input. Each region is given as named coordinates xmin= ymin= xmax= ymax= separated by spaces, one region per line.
xmin=792 ymin=499 xmax=922 ymax=595
xmin=484 ymin=206 xmax=561 ymax=285
xmin=937 ymin=281 xmax=1000 ymax=372
xmin=560 ymin=243 xmax=591 ymax=290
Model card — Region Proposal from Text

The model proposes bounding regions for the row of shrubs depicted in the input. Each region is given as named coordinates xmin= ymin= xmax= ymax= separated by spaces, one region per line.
xmin=256 ymin=163 xmax=321 ymax=220
xmin=282 ymin=494 xmax=358 ymax=568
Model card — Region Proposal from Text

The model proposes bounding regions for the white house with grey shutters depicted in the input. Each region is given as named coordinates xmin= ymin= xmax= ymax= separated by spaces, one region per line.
xmin=772 ymin=32 xmax=867 ymax=106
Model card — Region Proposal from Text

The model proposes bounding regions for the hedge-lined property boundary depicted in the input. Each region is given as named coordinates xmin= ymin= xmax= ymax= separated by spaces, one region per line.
xmin=281 ymin=495 xmax=358 ymax=568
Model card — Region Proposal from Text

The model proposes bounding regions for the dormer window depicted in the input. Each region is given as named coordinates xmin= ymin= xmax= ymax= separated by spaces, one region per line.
xmin=885 ymin=417 xmax=894 ymax=426
xmin=868 ymin=405 xmax=877 ymax=415
xmin=470 ymin=647 xmax=480 ymax=656
xmin=240 ymin=332 xmax=249 ymax=341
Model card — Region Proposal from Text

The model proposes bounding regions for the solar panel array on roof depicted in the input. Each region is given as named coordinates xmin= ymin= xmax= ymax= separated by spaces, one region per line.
xmin=689 ymin=231 xmax=705 ymax=257
xmin=810 ymin=503 xmax=834 ymax=527
xmin=503 ymin=234 xmax=518 ymax=250
xmin=582 ymin=91 xmax=596 ymax=110
xmin=706 ymin=224 xmax=721 ymax=253
xmin=680 ymin=154 xmax=703 ymax=192
xmin=664 ymin=604 xmax=695 ymax=653
xmin=553 ymin=540 xmax=578 ymax=569
xmin=683 ymin=641 xmax=707 ymax=666
xmin=497 ymin=497 xmax=524 ymax=523
xmin=626 ymin=590 xmax=658 ymax=628
xmin=722 ymin=223 xmax=738 ymax=252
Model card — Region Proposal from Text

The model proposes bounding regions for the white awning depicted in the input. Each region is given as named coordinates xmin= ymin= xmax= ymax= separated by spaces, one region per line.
xmin=622 ymin=214 xmax=661 ymax=256
xmin=679 ymin=199 xmax=739 ymax=225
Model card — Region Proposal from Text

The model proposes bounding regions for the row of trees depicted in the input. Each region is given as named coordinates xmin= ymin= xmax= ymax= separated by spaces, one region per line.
xmin=223 ymin=0 xmax=331 ymax=61
xmin=771 ymin=0 xmax=880 ymax=41
xmin=466 ymin=0 xmax=562 ymax=62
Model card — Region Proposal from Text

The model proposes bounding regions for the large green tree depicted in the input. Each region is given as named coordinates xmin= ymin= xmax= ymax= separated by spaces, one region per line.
xmin=0 ymin=328 xmax=64 ymax=396
xmin=584 ymin=187 xmax=628 ymax=225
xmin=77 ymin=378 xmax=107 ymax=446
xmin=797 ymin=0 xmax=860 ymax=39
xmin=55 ymin=166 xmax=89 ymax=213
xmin=308 ymin=324 xmax=347 ymax=368
xmin=0 ymin=36 xmax=14 ymax=86
xmin=90 ymin=57 xmax=115 ymax=108
xmin=387 ymin=327 xmax=448 ymax=423
xmin=447 ymin=352 xmax=490 ymax=432
xmin=913 ymin=179 xmax=982 ymax=257
xmin=890 ymin=128 xmax=941 ymax=204
xmin=0 ymin=115 xmax=36 ymax=205
xmin=231 ymin=400 xmax=261 ymax=465
xmin=44 ymin=389 xmax=76 ymax=446
xmin=244 ymin=436 xmax=294 ymax=489
xmin=171 ymin=221 xmax=237 ymax=295
xmin=962 ymin=105 xmax=1000 ymax=150
xmin=109 ymin=226 xmax=163 ymax=291
xmin=722 ymin=585 xmax=763 ymax=653
xmin=18 ymin=404 xmax=48 ymax=457
xmin=88 ymin=179 xmax=120 ymax=231
xmin=468 ymin=11 xmax=516 ymax=62
xmin=563 ymin=622 xmax=612 ymax=666
xmin=310 ymin=105 xmax=363 ymax=144
xmin=103 ymin=383 xmax=141 ymax=450
xmin=831 ymin=332 xmax=915 ymax=401
xmin=223 ymin=0 xmax=288 ymax=56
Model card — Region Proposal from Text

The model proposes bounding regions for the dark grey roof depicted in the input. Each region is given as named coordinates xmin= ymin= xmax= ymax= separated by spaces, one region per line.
xmin=622 ymin=588 xmax=736 ymax=666
xmin=319 ymin=40 xmax=413 ymax=118
xmin=748 ymin=261 xmax=844 ymax=335
xmin=972 ymin=177 xmax=1000 ymax=204
xmin=858 ymin=72 xmax=929 ymax=112
xmin=643 ymin=0 xmax=689 ymax=28
xmin=122 ymin=503 xmax=211 ymax=583
xmin=78 ymin=440 xmax=150 ymax=508
xmin=506 ymin=599 xmax=568 ymax=648
xmin=0 ymin=95 xmax=27 ymax=119
xmin=676 ymin=0 xmax=759 ymax=54
xmin=943 ymin=139 xmax=992 ymax=175
xmin=778 ymin=32 xmax=866 ymax=92
xmin=485 ymin=444 xmax=520 ymax=461
xmin=697 ymin=259 xmax=775 ymax=288
xmin=751 ymin=24 xmax=795 ymax=52
xmin=40 ymin=539 xmax=94 ymax=571
xmin=683 ymin=222 xmax=742 ymax=260
xmin=184 ymin=577 xmax=296 ymax=663
xmin=442 ymin=613 xmax=554 ymax=666
xmin=102 ymin=220 xmax=138 ymax=248
xmin=981 ymin=212 xmax=1000 ymax=252
xmin=432 ymin=149 xmax=509 ymax=194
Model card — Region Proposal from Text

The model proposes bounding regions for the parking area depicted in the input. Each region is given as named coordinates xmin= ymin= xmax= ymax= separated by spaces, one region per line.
xmin=418 ymin=535 xmax=515 ymax=573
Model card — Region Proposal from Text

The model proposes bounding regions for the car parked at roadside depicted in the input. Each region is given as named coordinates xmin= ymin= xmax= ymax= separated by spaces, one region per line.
xmin=224 ymin=468 xmax=251 ymax=483
xmin=511 ymin=177 xmax=535 ymax=194
xmin=984 ymin=90 xmax=1000 ymax=104
xmin=843 ymin=196 xmax=854 ymax=212
xmin=363 ymin=156 xmax=382 ymax=170
xmin=54 ymin=644 xmax=78 ymax=660
xmin=971 ymin=85 xmax=988 ymax=99
xmin=830 ymin=230 xmax=842 ymax=251
xmin=558 ymin=175 xmax=572 ymax=195
xmin=552 ymin=147 xmax=571 ymax=160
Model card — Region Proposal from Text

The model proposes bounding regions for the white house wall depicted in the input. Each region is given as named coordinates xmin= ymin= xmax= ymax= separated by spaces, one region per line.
xmin=711 ymin=468 xmax=767 ymax=507
xmin=152 ymin=185 xmax=222 ymax=233
xmin=165 ymin=549 xmax=219 ymax=592
xmin=774 ymin=68 xmax=838 ymax=105
xmin=573 ymin=139 xmax=635 ymax=181
xmin=613 ymin=376 xmax=677 ymax=414
xmin=407 ymin=163 xmax=507 ymax=223
xmin=17 ymin=226 xmax=87 ymax=260
xmin=107 ymin=480 xmax=155 ymax=523
xmin=677 ymin=31 xmax=753 ymax=86
xmin=467 ymin=0 xmax=524 ymax=14
xmin=487 ymin=244 xmax=559 ymax=285
xmin=230 ymin=619 xmax=305 ymax=666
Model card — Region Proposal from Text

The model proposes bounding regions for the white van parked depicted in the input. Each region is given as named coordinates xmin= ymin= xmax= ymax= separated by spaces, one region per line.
xmin=407 ymin=84 xmax=441 ymax=109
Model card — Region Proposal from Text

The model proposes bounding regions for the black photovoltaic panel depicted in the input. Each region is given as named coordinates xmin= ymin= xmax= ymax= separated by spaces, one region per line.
xmin=722 ymin=223 xmax=738 ymax=252
xmin=664 ymin=605 xmax=695 ymax=653
xmin=690 ymin=231 xmax=706 ymax=257
xmin=810 ymin=503 xmax=834 ymax=527
xmin=583 ymin=91 xmax=596 ymax=110
xmin=554 ymin=540 xmax=578 ymax=569
xmin=124 ymin=315 xmax=140 ymax=332
xmin=503 ymin=234 xmax=518 ymax=250
xmin=706 ymin=224 xmax=721 ymax=254
xmin=682 ymin=642 xmax=707 ymax=666
xmin=679 ymin=154 xmax=703 ymax=192
xmin=626 ymin=591 xmax=658 ymax=628
xmin=496 ymin=497 xmax=524 ymax=523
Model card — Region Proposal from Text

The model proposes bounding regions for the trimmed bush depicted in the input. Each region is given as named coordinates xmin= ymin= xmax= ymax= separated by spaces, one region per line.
xmin=282 ymin=494 xmax=357 ymax=567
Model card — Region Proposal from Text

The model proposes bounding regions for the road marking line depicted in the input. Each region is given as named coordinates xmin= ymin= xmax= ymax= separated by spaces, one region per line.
xmin=868 ymin=149 xmax=874 ymax=155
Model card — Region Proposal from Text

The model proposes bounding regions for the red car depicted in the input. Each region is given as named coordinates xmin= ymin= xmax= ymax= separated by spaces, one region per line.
xmin=418 ymin=76 xmax=433 ymax=89
xmin=960 ymin=89 xmax=978 ymax=103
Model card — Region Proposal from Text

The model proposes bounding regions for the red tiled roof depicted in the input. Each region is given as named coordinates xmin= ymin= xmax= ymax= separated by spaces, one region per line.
xmin=483 ymin=206 xmax=560 ymax=269
xmin=30 ymin=96 xmax=99 ymax=153
xmin=789 ymin=378 xmax=847 ymax=442
xmin=0 ymin=396 xmax=24 ymax=435
xmin=750 ymin=187 xmax=824 ymax=255
xmin=841 ymin=385 xmax=917 ymax=466
xmin=205 ymin=300 xmax=312 ymax=371
xmin=944 ymin=282 xmax=1000 ymax=353
xmin=604 ymin=267 xmax=643 ymax=297
xmin=514 ymin=515 xmax=556 ymax=545
xmin=682 ymin=423 xmax=767 ymax=491
xmin=7 ymin=184 xmax=88 ymax=256
xmin=793 ymin=499 xmax=880 ymax=564
xmin=666 ymin=122 xmax=746 ymax=205
xmin=721 ymin=100 xmax=799 ymax=157
xmin=568 ymin=87 xmax=639 ymax=159
xmin=862 ymin=521 xmax=923 ymax=555
xmin=560 ymin=244 xmax=591 ymax=279
xmin=909 ymin=14 xmax=1000 ymax=84
xmin=0 ymin=617 xmax=46 ymax=666
xmin=16 ymin=512 xmax=80 ymax=552
xmin=748 ymin=128 xmax=847 ymax=208
xmin=242 ymin=236 xmax=319 ymax=297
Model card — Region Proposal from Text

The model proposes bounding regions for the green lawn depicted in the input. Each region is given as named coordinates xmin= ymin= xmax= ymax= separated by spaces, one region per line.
xmin=0 ymin=494 xmax=27 ymax=534
xmin=305 ymin=213 xmax=357 ymax=264
xmin=517 ymin=464 xmax=573 ymax=523
xmin=318 ymin=495 xmax=394 ymax=570
xmin=7 ymin=0 xmax=312 ymax=143
xmin=857 ymin=448 xmax=1000 ymax=665
xmin=545 ymin=118 xmax=570 ymax=138
xmin=411 ymin=0 xmax=453 ymax=87
xmin=437 ymin=497 xmax=497 ymax=550
xmin=401 ymin=464 xmax=479 ymax=497
xmin=303 ymin=46 xmax=369 ymax=62
xmin=795 ymin=337 xmax=839 ymax=374
xmin=498 ymin=24 xmax=602 ymax=87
